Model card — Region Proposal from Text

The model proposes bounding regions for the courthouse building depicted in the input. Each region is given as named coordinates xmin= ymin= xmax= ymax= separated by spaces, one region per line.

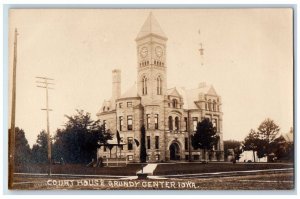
xmin=97 ymin=13 xmax=224 ymax=162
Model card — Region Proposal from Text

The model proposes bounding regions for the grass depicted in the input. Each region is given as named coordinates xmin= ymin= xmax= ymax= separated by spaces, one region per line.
xmin=15 ymin=163 xmax=143 ymax=176
xmin=13 ymin=171 xmax=294 ymax=190
xmin=15 ymin=162 xmax=294 ymax=176
xmin=153 ymin=162 xmax=294 ymax=175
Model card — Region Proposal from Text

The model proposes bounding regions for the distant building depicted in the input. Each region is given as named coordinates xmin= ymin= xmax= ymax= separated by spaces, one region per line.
xmin=239 ymin=151 xmax=267 ymax=163
xmin=96 ymin=13 xmax=224 ymax=162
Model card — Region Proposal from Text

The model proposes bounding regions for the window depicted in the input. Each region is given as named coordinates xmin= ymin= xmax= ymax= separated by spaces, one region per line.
xmin=119 ymin=116 xmax=123 ymax=131
xmin=104 ymin=146 xmax=107 ymax=152
xmin=155 ymin=136 xmax=159 ymax=149
xmin=146 ymin=114 xmax=151 ymax=129
xmin=185 ymin=155 xmax=189 ymax=161
xmin=213 ymin=100 xmax=217 ymax=111
xmin=128 ymin=155 xmax=133 ymax=161
xmin=184 ymin=117 xmax=188 ymax=131
xmin=155 ymin=154 xmax=160 ymax=161
xmin=147 ymin=136 xmax=151 ymax=149
xmin=185 ymin=137 xmax=188 ymax=150
xmin=157 ymin=76 xmax=162 ymax=95
xmin=154 ymin=114 xmax=159 ymax=129
xmin=172 ymin=99 xmax=178 ymax=108
xmin=192 ymin=117 xmax=198 ymax=131
xmin=213 ymin=119 xmax=218 ymax=131
xmin=127 ymin=102 xmax=132 ymax=107
xmin=193 ymin=155 xmax=200 ymax=160
xmin=168 ymin=116 xmax=173 ymax=130
xmin=208 ymin=99 xmax=212 ymax=111
xmin=175 ymin=117 xmax=180 ymax=130
xmin=119 ymin=103 xmax=123 ymax=108
xmin=142 ymin=76 xmax=147 ymax=95
xmin=127 ymin=115 xmax=133 ymax=130
xmin=127 ymin=137 xmax=133 ymax=150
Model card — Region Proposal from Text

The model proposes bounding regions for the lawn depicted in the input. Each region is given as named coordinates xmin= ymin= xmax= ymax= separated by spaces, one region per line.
xmin=12 ymin=171 xmax=294 ymax=190
xmin=15 ymin=163 xmax=143 ymax=176
xmin=153 ymin=162 xmax=294 ymax=175
xmin=15 ymin=162 xmax=293 ymax=177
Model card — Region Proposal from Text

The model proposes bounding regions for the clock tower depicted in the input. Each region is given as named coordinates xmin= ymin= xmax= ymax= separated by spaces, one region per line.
xmin=136 ymin=13 xmax=168 ymax=105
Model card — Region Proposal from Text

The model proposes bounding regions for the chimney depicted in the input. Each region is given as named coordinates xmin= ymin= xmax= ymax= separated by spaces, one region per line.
xmin=112 ymin=69 xmax=121 ymax=109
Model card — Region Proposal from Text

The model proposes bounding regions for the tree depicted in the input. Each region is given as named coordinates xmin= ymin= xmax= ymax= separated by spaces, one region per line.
xmin=31 ymin=130 xmax=48 ymax=163
xmin=140 ymin=125 xmax=147 ymax=163
xmin=52 ymin=110 xmax=112 ymax=164
xmin=243 ymin=128 xmax=270 ymax=161
xmin=224 ymin=140 xmax=241 ymax=160
xmin=14 ymin=127 xmax=32 ymax=165
xmin=243 ymin=119 xmax=280 ymax=161
xmin=192 ymin=118 xmax=219 ymax=161
xmin=257 ymin=118 xmax=280 ymax=144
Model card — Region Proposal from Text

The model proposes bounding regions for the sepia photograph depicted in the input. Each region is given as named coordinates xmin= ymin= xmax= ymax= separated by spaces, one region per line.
xmin=7 ymin=8 xmax=294 ymax=191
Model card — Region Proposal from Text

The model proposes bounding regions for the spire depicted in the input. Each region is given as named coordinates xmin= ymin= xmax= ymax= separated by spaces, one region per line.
xmin=136 ymin=12 xmax=167 ymax=40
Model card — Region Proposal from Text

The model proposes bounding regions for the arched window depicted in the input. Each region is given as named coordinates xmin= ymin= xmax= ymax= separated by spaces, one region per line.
xmin=172 ymin=99 xmax=178 ymax=108
xmin=168 ymin=116 xmax=173 ymax=130
xmin=213 ymin=100 xmax=217 ymax=111
xmin=142 ymin=76 xmax=147 ymax=95
xmin=175 ymin=117 xmax=180 ymax=130
xmin=157 ymin=76 xmax=162 ymax=95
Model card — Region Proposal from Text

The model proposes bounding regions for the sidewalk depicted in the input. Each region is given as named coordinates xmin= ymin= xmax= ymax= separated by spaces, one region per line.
xmin=136 ymin=163 xmax=158 ymax=175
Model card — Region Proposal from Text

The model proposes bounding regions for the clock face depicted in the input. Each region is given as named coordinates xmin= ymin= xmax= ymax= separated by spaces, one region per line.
xmin=140 ymin=47 xmax=148 ymax=58
xmin=155 ymin=46 xmax=163 ymax=57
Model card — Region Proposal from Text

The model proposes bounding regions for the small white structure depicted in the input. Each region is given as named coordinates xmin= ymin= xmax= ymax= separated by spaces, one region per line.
xmin=239 ymin=150 xmax=267 ymax=162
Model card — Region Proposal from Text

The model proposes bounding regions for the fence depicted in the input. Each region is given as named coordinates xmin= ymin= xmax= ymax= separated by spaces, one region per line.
xmin=102 ymin=157 xmax=127 ymax=167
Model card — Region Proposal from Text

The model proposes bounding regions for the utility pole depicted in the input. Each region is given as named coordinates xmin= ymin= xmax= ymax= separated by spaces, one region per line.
xmin=36 ymin=76 xmax=54 ymax=176
xmin=9 ymin=28 xmax=18 ymax=189
xmin=187 ymin=110 xmax=192 ymax=162
xmin=198 ymin=29 xmax=204 ymax=66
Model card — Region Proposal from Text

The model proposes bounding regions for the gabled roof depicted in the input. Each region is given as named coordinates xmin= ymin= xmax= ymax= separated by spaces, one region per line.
xmin=176 ymin=84 xmax=219 ymax=109
xmin=207 ymin=86 xmax=218 ymax=96
xmin=166 ymin=87 xmax=181 ymax=97
xmin=136 ymin=12 xmax=167 ymax=40
xmin=120 ymin=83 xmax=140 ymax=99
xmin=96 ymin=99 xmax=112 ymax=115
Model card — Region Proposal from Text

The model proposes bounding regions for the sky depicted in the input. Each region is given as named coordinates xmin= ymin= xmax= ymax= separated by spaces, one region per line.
xmin=8 ymin=9 xmax=293 ymax=147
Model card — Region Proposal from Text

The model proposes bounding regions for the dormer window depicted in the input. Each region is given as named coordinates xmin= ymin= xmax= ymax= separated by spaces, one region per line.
xmin=213 ymin=100 xmax=217 ymax=111
xmin=172 ymin=99 xmax=178 ymax=108
xmin=208 ymin=99 xmax=212 ymax=111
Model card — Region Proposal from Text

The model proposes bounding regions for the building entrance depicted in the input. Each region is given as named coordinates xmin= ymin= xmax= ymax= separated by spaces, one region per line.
xmin=169 ymin=142 xmax=180 ymax=160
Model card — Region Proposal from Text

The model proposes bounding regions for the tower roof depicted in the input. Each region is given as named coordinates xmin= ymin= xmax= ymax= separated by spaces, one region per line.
xmin=120 ymin=83 xmax=140 ymax=99
xmin=136 ymin=12 xmax=167 ymax=40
